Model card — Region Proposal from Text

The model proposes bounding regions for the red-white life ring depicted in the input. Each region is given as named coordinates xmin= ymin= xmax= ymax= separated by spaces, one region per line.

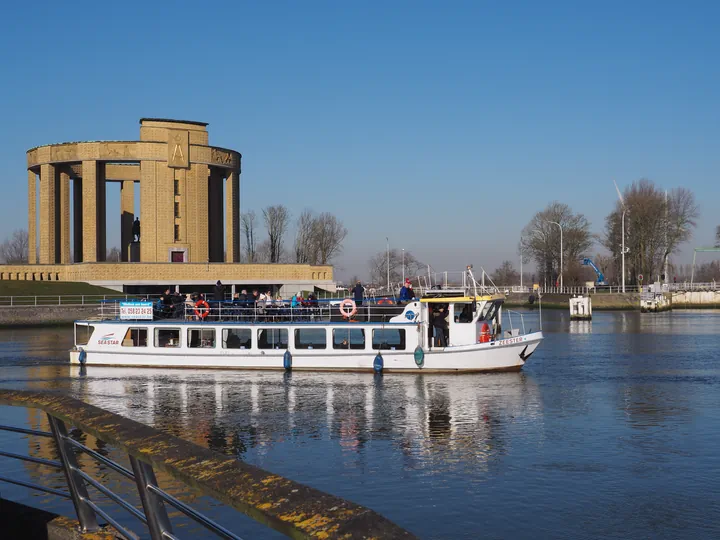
xmin=194 ymin=300 xmax=210 ymax=319
xmin=339 ymin=298 xmax=357 ymax=319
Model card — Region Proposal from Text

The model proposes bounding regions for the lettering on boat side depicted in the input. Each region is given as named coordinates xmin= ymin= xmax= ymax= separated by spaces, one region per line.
xmin=98 ymin=332 xmax=120 ymax=345
xmin=498 ymin=337 xmax=526 ymax=346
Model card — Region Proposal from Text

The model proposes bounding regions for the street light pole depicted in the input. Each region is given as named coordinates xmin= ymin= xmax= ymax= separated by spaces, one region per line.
xmin=546 ymin=221 xmax=563 ymax=290
xmin=621 ymin=210 xmax=626 ymax=293
xmin=386 ymin=237 xmax=390 ymax=293
xmin=402 ymin=248 xmax=405 ymax=283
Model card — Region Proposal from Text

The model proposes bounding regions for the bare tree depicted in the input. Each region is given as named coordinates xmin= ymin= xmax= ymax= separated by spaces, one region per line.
xmin=312 ymin=212 xmax=348 ymax=265
xmin=106 ymin=247 xmax=121 ymax=262
xmin=294 ymin=209 xmax=316 ymax=264
xmin=492 ymin=261 xmax=520 ymax=285
xmin=368 ymin=249 xmax=424 ymax=287
xmin=603 ymin=179 xmax=698 ymax=283
xmin=0 ymin=229 xmax=29 ymax=264
xmin=262 ymin=205 xmax=290 ymax=263
xmin=519 ymin=202 xmax=593 ymax=286
xmin=241 ymin=211 xmax=257 ymax=263
xmin=715 ymin=225 xmax=720 ymax=248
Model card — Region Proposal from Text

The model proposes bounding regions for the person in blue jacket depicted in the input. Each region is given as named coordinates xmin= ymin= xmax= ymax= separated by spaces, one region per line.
xmin=399 ymin=279 xmax=414 ymax=303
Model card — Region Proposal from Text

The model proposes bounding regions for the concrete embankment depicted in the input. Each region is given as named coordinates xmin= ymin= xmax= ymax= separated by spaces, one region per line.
xmin=504 ymin=292 xmax=640 ymax=310
xmin=671 ymin=290 xmax=720 ymax=309
xmin=0 ymin=306 xmax=98 ymax=327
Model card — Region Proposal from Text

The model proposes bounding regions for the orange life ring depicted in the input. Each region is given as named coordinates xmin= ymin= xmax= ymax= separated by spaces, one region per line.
xmin=479 ymin=322 xmax=491 ymax=343
xmin=339 ymin=298 xmax=357 ymax=319
xmin=378 ymin=298 xmax=394 ymax=305
xmin=194 ymin=299 xmax=210 ymax=319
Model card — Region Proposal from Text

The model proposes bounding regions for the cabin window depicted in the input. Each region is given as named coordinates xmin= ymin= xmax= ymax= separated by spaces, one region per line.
xmin=372 ymin=329 xmax=406 ymax=350
xmin=333 ymin=328 xmax=365 ymax=350
xmin=294 ymin=328 xmax=327 ymax=350
xmin=480 ymin=301 xmax=501 ymax=321
xmin=223 ymin=328 xmax=251 ymax=349
xmin=155 ymin=328 xmax=180 ymax=348
xmin=257 ymin=328 xmax=288 ymax=349
xmin=122 ymin=327 xmax=147 ymax=347
xmin=453 ymin=303 xmax=474 ymax=323
xmin=76 ymin=325 xmax=95 ymax=346
xmin=188 ymin=328 xmax=215 ymax=348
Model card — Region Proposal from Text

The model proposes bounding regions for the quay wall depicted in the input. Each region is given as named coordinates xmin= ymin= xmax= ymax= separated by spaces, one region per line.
xmin=671 ymin=290 xmax=720 ymax=309
xmin=505 ymin=292 xmax=640 ymax=310
xmin=0 ymin=306 xmax=97 ymax=327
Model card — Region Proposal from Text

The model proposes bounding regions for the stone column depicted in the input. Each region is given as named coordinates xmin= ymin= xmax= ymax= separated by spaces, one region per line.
xmin=208 ymin=167 xmax=224 ymax=262
xmin=120 ymin=180 xmax=135 ymax=262
xmin=81 ymin=161 xmax=98 ymax=262
xmin=39 ymin=163 xmax=57 ymax=264
xmin=140 ymin=160 xmax=157 ymax=262
xmin=225 ymin=168 xmax=240 ymax=263
xmin=73 ymin=178 xmax=83 ymax=263
xmin=27 ymin=170 xmax=37 ymax=264
xmin=97 ymin=163 xmax=106 ymax=261
xmin=186 ymin=163 xmax=209 ymax=263
xmin=59 ymin=170 xmax=71 ymax=264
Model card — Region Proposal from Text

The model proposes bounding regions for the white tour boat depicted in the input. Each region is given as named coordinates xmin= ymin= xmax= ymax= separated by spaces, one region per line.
xmin=70 ymin=271 xmax=543 ymax=373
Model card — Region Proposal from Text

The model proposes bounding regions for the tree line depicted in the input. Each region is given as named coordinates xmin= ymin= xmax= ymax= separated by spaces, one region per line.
xmin=0 ymin=206 xmax=349 ymax=266
xmin=489 ymin=178 xmax=719 ymax=286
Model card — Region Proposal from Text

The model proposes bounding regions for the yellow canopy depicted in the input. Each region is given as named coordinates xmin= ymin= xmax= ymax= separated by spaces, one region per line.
xmin=420 ymin=294 xmax=504 ymax=303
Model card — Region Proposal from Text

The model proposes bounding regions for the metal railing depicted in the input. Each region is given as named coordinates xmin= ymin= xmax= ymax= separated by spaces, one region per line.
xmin=0 ymin=294 xmax=132 ymax=307
xmin=0 ymin=389 xmax=414 ymax=539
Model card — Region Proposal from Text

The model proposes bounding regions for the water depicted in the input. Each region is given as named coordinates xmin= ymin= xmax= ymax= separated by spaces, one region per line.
xmin=1 ymin=310 xmax=720 ymax=539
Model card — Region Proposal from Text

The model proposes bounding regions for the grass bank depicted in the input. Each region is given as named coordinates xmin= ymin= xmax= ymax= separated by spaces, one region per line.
xmin=0 ymin=281 xmax=122 ymax=297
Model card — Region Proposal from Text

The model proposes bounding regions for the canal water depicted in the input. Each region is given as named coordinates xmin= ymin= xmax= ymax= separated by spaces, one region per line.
xmin=1 ymin=310 xmax=719 ymax=539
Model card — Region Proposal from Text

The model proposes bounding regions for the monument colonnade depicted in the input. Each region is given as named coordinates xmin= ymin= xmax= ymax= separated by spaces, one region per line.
xmin=26 ymin=119 xmax=241 ymax=267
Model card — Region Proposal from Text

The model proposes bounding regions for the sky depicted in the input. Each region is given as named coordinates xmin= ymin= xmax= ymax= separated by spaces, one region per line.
xmin=1 ymin=1 xmax=718 ymax=281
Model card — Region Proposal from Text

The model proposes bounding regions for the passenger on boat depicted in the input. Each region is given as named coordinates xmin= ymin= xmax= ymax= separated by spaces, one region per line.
xmin=158 ymin=288 xmax=174 ymax=319
xmin=213 ymin=281 xmax=225 ymax=302
xmin=352 ymin=281 xmax=364 ymax=306
xmin=432 ymin=304 xmax=449 ymax=347
xmin=399 ymin=279 xmax=414 ymax=304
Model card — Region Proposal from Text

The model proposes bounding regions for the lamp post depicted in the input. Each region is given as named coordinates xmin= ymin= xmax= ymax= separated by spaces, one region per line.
xmin=546 ymin=221 xmax=563 ymax=290
xmin=402 ymin=248 xmax=405 ymax=283
xmin=614 ymin=181 xmax=627 ymax=293
xmin=386 ymin=237 xmax=390 ymax=293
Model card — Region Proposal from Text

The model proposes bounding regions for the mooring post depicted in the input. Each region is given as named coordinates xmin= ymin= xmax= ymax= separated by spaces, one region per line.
xmin=47 ymin=414 xmax=100 ymax=532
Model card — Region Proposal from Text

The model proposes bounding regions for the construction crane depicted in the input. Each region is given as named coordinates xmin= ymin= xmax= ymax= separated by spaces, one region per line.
xmin=581 ymin=258 xmax=606 ymax=285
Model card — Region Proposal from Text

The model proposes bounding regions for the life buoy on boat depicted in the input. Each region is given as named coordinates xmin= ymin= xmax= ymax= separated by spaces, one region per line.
xmin=194 ymin=300 xmax=210 ymax=319
xmin=479 ymin=322 xmax=492 ymax=343
xmin=339 ymin=298 xmax=357 ymax=319
xmin=377 ymin=298 xmax=394 ymax=305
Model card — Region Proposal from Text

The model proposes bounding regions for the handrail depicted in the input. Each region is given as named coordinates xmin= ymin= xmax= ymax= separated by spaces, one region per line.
xmin=0 ymin=389 xmax=414 ymax=539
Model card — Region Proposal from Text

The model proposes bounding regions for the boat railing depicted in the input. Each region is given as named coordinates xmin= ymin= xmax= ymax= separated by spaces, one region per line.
xmin=96 ymin=299 xmax=409 ymax=324
xmin=0 ymin=389 xmax=414 ymax=539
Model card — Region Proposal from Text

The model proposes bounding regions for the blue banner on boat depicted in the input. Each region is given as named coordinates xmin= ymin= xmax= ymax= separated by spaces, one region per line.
xmin=119 ymin=301 xmax=154 ymax=320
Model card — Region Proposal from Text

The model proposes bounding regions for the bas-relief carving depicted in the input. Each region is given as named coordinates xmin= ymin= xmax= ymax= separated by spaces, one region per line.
xmin=50 ymin=145 xmax=78 ymax=162
xmin=100 ymin=142 xmax=133 ymax=159
xmin=211 ymin=148 xmax=234 ymax=166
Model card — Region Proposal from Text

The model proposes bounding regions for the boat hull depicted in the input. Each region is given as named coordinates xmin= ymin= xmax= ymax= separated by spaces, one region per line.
xmin=71 ymin=326 xmax=543 ymax=373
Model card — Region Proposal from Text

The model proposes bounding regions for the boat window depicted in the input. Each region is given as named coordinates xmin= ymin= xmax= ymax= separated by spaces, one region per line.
xmin=294 ymin=328 xmax=327 ymax=350
xmin=333 ymin=328 xmax=365 ymax=350
xmin=480 ymin=301 xmax=500 ymax=321
xmin=76 ymin=325 xmax=95 ymax=346
xmin=122 ymin=327 xmax=147 ymax=347
xmin=155 ymin=328 xmax=180 ymax=348
xmin=223 ymin=328 xmax=251 ymax=349
xmin=453 ymin=303 xmax=474 ymax=323
xmin=188 ymin=328 xmax=215 ymax=348
xmin=372 ymin=329 xmax=406 ymax=350
xmin=257 ymin=328 xmax=288 ymax=350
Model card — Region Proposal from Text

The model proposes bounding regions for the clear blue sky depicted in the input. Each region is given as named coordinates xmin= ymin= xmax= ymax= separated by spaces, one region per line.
xmin=1 ymin=1 xmax=718 ymax=280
